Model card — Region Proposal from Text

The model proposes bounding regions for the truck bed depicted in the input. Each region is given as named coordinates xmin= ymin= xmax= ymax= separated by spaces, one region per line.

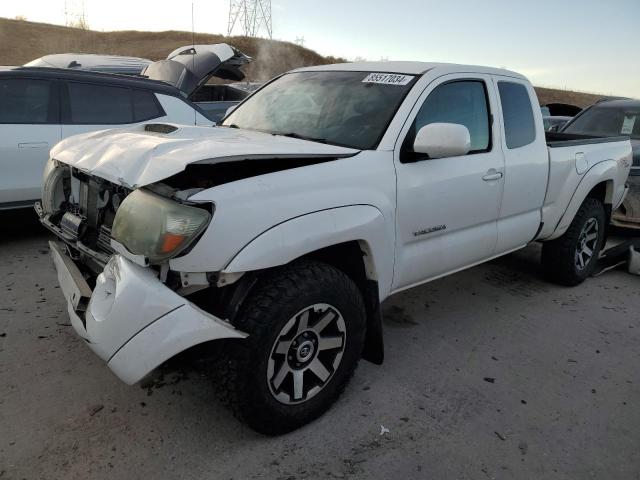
xmin=537 ymin=133 xmax=632 ymax=240
xmin=545 ymin=131 xmax=630 ymax=147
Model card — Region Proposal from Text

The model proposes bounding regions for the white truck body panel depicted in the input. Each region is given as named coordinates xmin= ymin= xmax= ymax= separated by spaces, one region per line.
xmin=221 ymin=205 xmax=393 ymax=296
xmin=392 ymin=72 xmax=505 ymax=289
xmin=42 ymin=61 xmax=632 ymax=384
xmin=169 ymin=150 xmax=394 ymax=290
xmin=51 ymin=242 xmax=245 ymax=384
xmin=539 ymin=140 xmax=631 ymax=239
xmin=491 ymin=76 xmax=549 ymax=252
xmin=50 ymin=123 xmax=357 ymax=188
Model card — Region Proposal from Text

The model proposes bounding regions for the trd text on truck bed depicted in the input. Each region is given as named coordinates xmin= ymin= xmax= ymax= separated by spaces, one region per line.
xmin=39 ymin=62 xmax=632 ymax=434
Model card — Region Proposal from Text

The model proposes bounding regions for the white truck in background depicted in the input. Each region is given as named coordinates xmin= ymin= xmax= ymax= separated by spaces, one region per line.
xmin=39 ymin=62 xmax=632 ymax=434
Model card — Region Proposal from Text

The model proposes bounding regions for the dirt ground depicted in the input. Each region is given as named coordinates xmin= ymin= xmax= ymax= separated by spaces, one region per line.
xmin=0 ymin=211 xmax=638 ymax=480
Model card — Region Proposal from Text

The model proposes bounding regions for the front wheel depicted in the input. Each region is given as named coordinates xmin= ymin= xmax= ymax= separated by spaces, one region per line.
xmin=220 ymin=260 xmax=366 ymax=435
xmin=542 ymin=198 xmax=606 ymax=286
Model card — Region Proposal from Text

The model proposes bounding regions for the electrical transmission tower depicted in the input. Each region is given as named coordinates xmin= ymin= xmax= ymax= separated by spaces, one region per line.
xmin=64 ymin=0 xmax=88 ymax=29
xmin=227 ymin=0 xmax=272 ymax=38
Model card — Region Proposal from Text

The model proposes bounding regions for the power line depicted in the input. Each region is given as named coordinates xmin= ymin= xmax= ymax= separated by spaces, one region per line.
xmin=227 ymin=0 xmax=272 ymax=38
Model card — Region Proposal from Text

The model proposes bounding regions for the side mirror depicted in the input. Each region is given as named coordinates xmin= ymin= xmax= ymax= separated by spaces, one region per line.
xmin=413 ymin=123 xmax=471 ymax=159
xmin=225 ymin=105 xmax=237 ymax=117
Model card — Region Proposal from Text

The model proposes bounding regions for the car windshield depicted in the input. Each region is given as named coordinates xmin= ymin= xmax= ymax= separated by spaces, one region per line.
xmin=221 ymin=71 xmax=417 ymax=149
xmin=563 ymin=105 xmax=640 ymax=140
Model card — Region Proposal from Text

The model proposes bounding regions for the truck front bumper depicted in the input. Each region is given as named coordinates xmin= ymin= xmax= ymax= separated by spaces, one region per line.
xmin=49 ymin=241 xmax=246 ymax=384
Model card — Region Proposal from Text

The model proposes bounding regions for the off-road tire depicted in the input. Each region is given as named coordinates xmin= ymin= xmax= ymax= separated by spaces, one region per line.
xmin=216 ymin=260 xmax=366 ymax=435
xmin=541 ymin=198 xmax=606 ymax=286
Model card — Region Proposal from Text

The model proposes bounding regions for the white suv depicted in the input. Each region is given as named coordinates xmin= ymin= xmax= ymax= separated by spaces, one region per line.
xmin=0 ymin=66 xmax=213 ymax=210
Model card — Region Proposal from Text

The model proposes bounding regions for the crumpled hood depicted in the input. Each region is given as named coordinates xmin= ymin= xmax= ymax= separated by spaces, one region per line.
xmin=50 ymin=124 xmax=359 ymax=188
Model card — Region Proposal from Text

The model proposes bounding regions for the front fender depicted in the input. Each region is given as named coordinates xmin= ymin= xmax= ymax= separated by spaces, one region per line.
xmin=223 ymin=205 xmax=395 ymax=299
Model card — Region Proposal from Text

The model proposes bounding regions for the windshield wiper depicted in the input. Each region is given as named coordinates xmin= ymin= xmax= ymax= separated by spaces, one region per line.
xmin=272 ymin=132 xmax=328 ymax=144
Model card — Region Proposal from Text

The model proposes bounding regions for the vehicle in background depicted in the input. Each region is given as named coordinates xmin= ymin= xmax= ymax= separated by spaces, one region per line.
xmin=142 ymin=44 xmax=256 ymax=122
xmin=541 ymin=103 xmax=582 ymax=117
xmin=543 ymin=115 xmax=572 ymax=131
xmin=561 ymin=98 xmax=640 ymax=228
xmin=41 ymin=61 xmax=632 ymax=434
xmin=191 ymin=81 xmax=263 ymax=122
xmin=24 ymin=53 xmax=152 ymax=76
xmin=540 ymin=104 xmax=581 ymax=132
xmin=24 ymin=44 xmax=256 ymax=123
xmin=0 ymin=67 xmax=211 ymax=210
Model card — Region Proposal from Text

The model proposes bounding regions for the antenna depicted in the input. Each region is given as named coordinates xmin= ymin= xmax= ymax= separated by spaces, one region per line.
xmin=191 ymin=2 xmax=195 ymax=49
xmin=192 ymin=2 xmax=197 ymax=126
xmin=227 ymin=0 xmax=272 ymax=38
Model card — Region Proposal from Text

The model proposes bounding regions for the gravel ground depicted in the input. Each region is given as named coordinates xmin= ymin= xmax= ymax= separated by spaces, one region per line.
xmin=1 ymin=211 xmax=639 ymax=480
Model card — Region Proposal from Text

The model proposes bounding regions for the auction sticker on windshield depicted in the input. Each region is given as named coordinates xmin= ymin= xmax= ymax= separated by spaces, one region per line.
xmin=362 ymin=73 xmax=414 ymax=85
xmin=621 ymin=115 xmax=636 ymax=135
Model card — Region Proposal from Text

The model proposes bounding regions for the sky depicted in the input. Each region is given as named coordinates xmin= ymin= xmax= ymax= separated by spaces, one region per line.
xmin=1 ymin=0 xmax=638 ymax=98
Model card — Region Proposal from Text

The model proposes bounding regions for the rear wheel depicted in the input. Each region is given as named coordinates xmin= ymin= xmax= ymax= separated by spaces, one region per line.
xmin=219 ymin=260 xmax=366 ymax=435
xmin=542 ymin=198 xmax=606 ymax=286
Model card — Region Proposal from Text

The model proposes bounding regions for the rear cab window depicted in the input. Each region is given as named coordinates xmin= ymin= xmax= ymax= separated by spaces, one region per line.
xmin=497 ymin=81 xmax=536 ymax=149
xmin=0 ymin=77 xmax=57 ymax=124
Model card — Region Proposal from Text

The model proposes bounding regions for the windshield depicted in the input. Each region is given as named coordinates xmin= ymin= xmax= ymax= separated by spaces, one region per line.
xmin=563 ymin=105 xmax=640 ymax=140
xmin=222 ymin=71 xmax=417 ymax=149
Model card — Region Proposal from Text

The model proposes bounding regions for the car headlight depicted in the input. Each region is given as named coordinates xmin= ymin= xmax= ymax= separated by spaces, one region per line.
xmin=111 ymin=189 xmax=211 ymax=264
xmin=42 ymin=158 xmax=69 ymax=215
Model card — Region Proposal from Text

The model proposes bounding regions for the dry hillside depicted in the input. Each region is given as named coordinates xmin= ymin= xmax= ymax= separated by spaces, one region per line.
xmin=534 ymin=87 xmax=603 ymax=109
xmin=0 ymin=17 xmax=607 ymax=106
xmin=0 ymin=17 xmax=343 ymax=82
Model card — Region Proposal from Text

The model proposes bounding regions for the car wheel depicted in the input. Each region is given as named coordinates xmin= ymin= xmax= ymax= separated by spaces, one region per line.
xmin=219 ymin=260 xmax=366 ymax=435
xmin=542 ymin=198 xmax=606 ymax=286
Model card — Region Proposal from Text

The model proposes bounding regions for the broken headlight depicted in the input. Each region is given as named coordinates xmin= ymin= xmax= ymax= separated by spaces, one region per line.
xmin=111 ymin=189 xmax=211 ymax=264
xmin=42 ymin=158 xmax=69 ymax=214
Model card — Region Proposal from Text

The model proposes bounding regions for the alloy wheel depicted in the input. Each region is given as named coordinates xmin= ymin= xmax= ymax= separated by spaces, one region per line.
xmin=575 ymin=217 xmax=599 ymax=271
xmin=267 ymin=303 xmax=346 ymax=405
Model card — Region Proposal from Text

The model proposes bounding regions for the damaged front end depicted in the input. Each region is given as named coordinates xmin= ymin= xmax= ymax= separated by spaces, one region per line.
xmin=39 ymin=158 xmax=131 ymax=272
xmin=38 ymin=158 xmax=246 ymax=384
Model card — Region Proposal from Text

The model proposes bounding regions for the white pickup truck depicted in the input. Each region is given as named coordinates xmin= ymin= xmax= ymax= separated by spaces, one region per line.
xmin=39 ymin=62 xmax=632 ymax=434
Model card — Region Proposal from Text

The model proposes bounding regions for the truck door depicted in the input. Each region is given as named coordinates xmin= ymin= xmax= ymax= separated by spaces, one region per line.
xmin=492 ymin=77 xmax=548 ymax=252
xmin=0 ymin=77 xmax=61 ymax=206
xmin=392 ymin=75 xmax=505 ymax=291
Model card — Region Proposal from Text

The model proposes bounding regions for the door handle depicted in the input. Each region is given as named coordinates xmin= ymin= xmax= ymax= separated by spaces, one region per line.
xmin=482 ymin=171 xmax=503 ymax=181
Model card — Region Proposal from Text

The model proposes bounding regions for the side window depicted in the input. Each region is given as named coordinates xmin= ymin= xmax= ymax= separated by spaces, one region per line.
xmin=0 ymin=78 xmax=53 ymax=124
xmin=132 ymin=90 xmax=164 ymax=122
xmin=498 ymin=81 xmax=536 ymax=149
xmin=410 ymin=80 xmax=491 ymax=154
xmin=67 ymin=82 xmax=133 ymax=124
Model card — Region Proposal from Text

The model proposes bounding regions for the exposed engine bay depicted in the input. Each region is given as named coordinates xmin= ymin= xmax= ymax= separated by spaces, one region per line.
xmin=40 ymin=163 xmax=131 ymax=271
